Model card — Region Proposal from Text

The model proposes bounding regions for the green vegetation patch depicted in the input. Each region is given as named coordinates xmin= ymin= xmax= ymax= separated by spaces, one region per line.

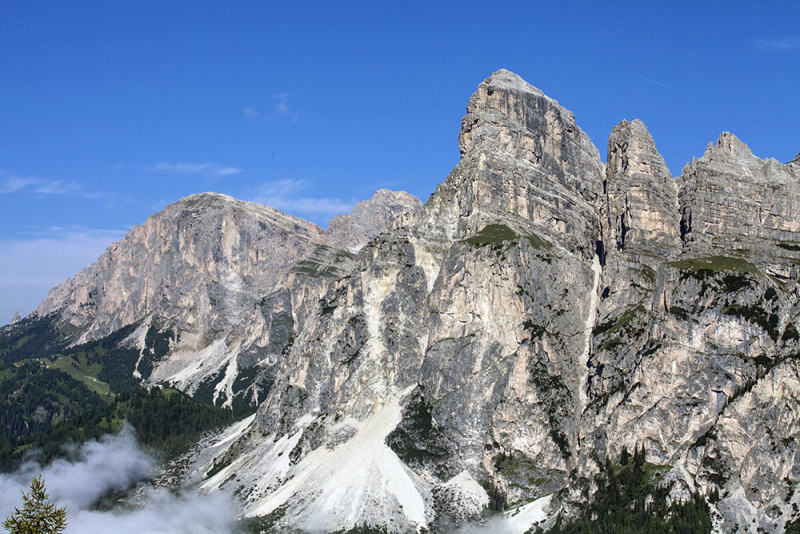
xmin=0 ymin=387 xmax=253 ymax=472
xmin=462 ymin=224 xmax=552 ymax=251
xmin=535 ymin=450 xmax=711 ymax=534
xmin=593 ymin=305 xmax=646 ymax=338
xmin=0 ymin=315 xmax=71 ymax=365
xmin=48 ymin=354 xmax=111 ymax=397
xmin=290 ymin=245 xmax=356 ymax=278
xmin=527 ymin=360 xmax=572 ymax=459
xmin=385 ymin=393 xmax=458 ymax=480
xmin=0 ymin=362 xmax=106 ymax=443
xmin=665 ymin=255 xmax=759 ymax=274
xmin=722 ymin=303 xmax=780 ymax=341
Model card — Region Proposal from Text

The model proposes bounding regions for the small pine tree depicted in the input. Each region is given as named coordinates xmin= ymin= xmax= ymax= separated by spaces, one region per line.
xmin=620 ymin=445 xmax=630 ymax=466
xmin=3 ymin=475 xmax=67 ymax=534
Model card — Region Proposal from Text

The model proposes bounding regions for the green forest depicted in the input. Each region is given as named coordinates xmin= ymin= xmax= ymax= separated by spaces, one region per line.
xmin=533 ymin=446 xmax=713 ymax=534
xmin=0 ymin=380 xmax=252 ymax=471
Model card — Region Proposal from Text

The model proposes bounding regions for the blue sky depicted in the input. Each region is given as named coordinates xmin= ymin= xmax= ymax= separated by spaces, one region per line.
xmin=1 ymin=1 xmax=798 ymax=324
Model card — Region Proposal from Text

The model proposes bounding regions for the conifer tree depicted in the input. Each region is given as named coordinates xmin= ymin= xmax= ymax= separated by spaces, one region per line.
xmin=620 ymin=445 xmax=630 ymax=466
xmin=3 ymin=475 xmax=67 ymax=534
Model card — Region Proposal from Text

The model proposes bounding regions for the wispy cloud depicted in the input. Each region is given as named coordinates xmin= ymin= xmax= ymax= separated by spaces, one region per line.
xmin=251 ymin=179 xmax=354 ymax=218
xmin=643 ymin=78 xmax=678 ymax=92
xmin=149 ymin=162 xmax=243 ymax=177
xmin=0 ymin=175 xmax=82 ymax=195
xmin=272 ymin=93 xmax=292 ymax=115
xmin=244 ymin=94 xmax=299 ymax=122
xmin=754 ymin=36 xmax=800 ymax=52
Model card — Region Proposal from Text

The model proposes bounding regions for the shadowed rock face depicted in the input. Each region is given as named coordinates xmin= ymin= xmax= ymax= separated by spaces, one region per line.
xmin=17 ymin=69 xmax=800 ymax=533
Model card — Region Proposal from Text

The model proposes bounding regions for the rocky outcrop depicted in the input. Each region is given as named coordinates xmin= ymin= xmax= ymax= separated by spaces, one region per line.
xmin=327 ymin=189 xmax=423 ymax=252
xmin=679 ymin=133 xmax=800 ymax=278
xmin=604 ymin=119 xmax=680 ymax=258
xmin=421 ymin=69 xmax=605 ymax=260
xmin=36 ymin=193 xmax=328 ymax=339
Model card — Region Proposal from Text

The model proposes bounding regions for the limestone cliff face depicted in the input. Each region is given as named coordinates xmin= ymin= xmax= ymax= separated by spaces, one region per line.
xmin=19 ymin=69 xmax=800 ymax=533
xmin=604 ymin=119 xmax=680 ymax=258
xmin=327 ymin=189 xmax=423 ymax=252
xmin=422 ymin=69 xmax=605 ymax=260
xmin=37 ymin=193 xmax=328 ymax=340
xmin=679 ymin=133 xmax=800 ymax=278
xmin=33 ymin=190 xmax=421 ymax=406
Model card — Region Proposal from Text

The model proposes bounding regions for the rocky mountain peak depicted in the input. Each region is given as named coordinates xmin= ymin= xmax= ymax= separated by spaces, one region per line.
xmin=702 ymin=131 xmax=757 ymax=163
xmin=480 ymin=68 xmax=548 ymax=97
xmin=421 ymin=69 xmax=604 ymax=260
xmin=327 ymin=189 xmax=423 ymax=252
xmin=604 ymin=118 xmax=680 ymax=257
xmin=679 ymin=130 xmax=800 ymax=276
xmin=11 ymin=69 xmax=800 ymax=534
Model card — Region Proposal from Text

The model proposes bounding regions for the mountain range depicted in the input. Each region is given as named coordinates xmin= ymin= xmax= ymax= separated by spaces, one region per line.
xmin=3 ymin=69 xmax=800 ymax=533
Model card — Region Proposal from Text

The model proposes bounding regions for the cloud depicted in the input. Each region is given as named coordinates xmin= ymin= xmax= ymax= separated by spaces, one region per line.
xmin=643 ymin=78 xmax=678 ymax=92
xmin=245 ymin=95 xmax=298 ymax=122
xmin=753 ymin=36 xmax=800 ymax=51
xmin=251 ymin=179 xmax=354 ymax=218
xmin=0 ymin=425 xmax=239 ymax=534
xmin=272 ymin=93 xmax=291 ymax=115
xmin=0 ymin=226 xmax=126 ymax=324
xmin=150 ymin=162 xmax=244 ymax=177
xmin=0 ymin=176 xmax=82 ymax=195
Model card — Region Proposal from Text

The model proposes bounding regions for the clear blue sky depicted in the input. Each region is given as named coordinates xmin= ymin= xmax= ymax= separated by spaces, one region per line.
xmin=1 ymin=1 xmax=798 ymax=324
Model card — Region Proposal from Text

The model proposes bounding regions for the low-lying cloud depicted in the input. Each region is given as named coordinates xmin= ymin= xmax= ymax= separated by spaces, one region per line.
xmin=0 ymin=425 xmax=240 ymax=534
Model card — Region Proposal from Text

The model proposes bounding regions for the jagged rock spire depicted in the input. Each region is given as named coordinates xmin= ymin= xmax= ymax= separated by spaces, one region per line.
xmin=604 ymin=119 xmax=680 ymax=258
xmin=423 ymin=69 xmax=605 ymax=260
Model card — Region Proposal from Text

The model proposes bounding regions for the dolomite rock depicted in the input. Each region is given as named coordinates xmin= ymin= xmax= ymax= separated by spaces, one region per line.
xmin=604 ymin=119 xmax=680 ymax=258
xmin=679 ymin=133 xmax=800 ymax=277
xmin=15 ymin=69 xmax=800 ymax=533
xmin=327 ymin=188 xmax=423 ymax=252
xmin=421 ymin=69 xmax=605 ymax=260
xmin=175 ymin=72 xmax=800 ymax=533
xmin=31 ymin=190 xmax=420 ymax=406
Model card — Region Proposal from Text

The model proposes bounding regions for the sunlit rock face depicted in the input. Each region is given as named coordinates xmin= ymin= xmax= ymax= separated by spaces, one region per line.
xmin=24 ymin=69 xmax=800 ymax=533
xmin=679 ymin=132 xmax=800 ymax=278
xmin=32 ymin=190 xmax=421 ymax=407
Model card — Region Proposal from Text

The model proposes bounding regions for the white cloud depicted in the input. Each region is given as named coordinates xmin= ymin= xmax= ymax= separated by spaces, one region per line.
xmin=216 ymin=167 xmax=244 ymax=176
xmin=754 ymin=36 xmax=800 ymax=51
xmin=0 ymin=425 xmax=239 ymax=534
xmin=0 ymin=176 xmax=81 ymax=195
xmin=243 ymin=107 xmax=259 ymax=118
xmin=150 ymin=162 xmax=244 ymax=177
xmin=272 ymin=93 xmax=292 ymax=116
xmin=251 ymin=179 xmax=354 ymax=217
xmin=0 ymin=226 xmax=125 ymax=324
